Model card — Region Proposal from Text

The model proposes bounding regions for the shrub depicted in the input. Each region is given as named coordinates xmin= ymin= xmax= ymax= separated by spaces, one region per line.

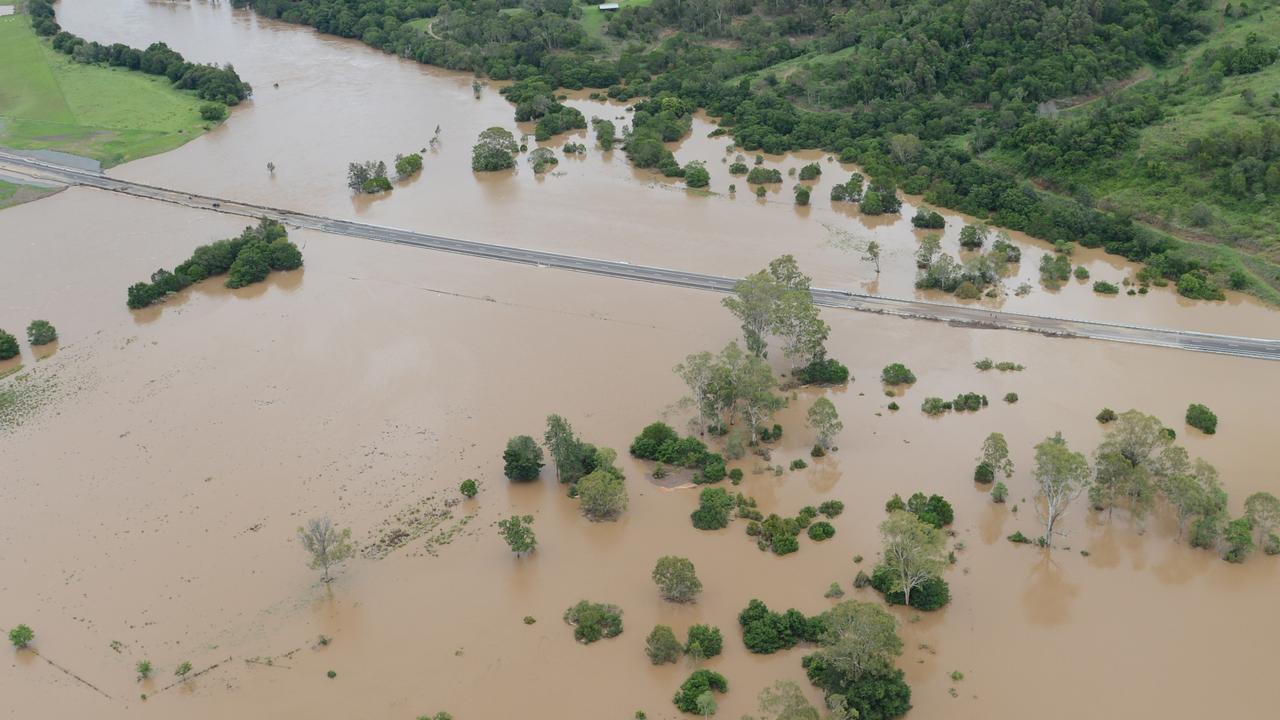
xmin=738 ymin=600 xmax=820 ymax=654
xmin=503 ymin=435 xmax=544 ymax=481
xmin=825 ymin=582 xmax=845 ymax=599
xmin=992 ymin=482 xmax=1009 ymax=503
xmin=1074 ymin=265 xmax=1091 ymax=280
xmin=818 ymin=500 xmax=844 ymax=518
xmin=673 ymin=670 xmax=728 ymax=713
xmin=26 ymin=320 xmax=57 ymax=346
xmin=1186 ymin=404 xmax=1218 ymax=435
xmin=921 ymin=397 xmax=949 ymax=415
xmin=563 ymin=601 xmax=623 ymax=643
xmin=798 ymin=162 xmax=822 ymax=180
xmin=911 ymin=208 xmax=945 ymax=229
xmin=853 ymin=570 xmax=872 ymax=588
xmin=645 ymin=625 xmax=682 ymax=664
xmin=578 ymin=465 xmax=628 ymax=521
xmin=1008 ymin=530 xmax=1032 ymax=543
xmin=974 ymin=462 xmax=995 ymax=484
xmin=684 ymin=161 xmax=710 ymax=188
xmin=907 ymin=493 xmax=954 ymax=528
xmin=793 ymin=358 xmax=849 ymax=385
xmin=685 ymin=625 xmax=723 ymax=658
xmin=0 ymin=330 xmax=18 ymax=360
xmin=790 ymin=458 xmax=808 ymax=471
xmin=1096 ymin=408 xmax=1117 ymax=423
xmin=746 ymin=167 xmax=782 ymax=184
xmin=629 ymin=422 xmax=679 ymax=459
xmin=808 ymin=521 xmax=836 ymax=541
xmin=1223 ymin=518 xmax=1254 ymax=563
xmin=529 ymin=147 xmax=558 ymax=173
xmin=199 ymin=102 xmax=228 ymax=121
xmin=888 ymin=401 xmax=900 ymax=411
xmin=811 ymin=444 xmax=826 ymax=457
xmin=885 ymin=494 xmax=907 ymax=513
xmin=728 ymin=468 xmax=744 ymax=483
xmin=652 ymin=556 xmax=702 ymax=603
xmin=1093 ymin=281 xmax=1120 ymax=295
xmin=870 ymin=565 xmax=951 ymax=610
xmin=394 ymin=152 xmax=423 ymax=178
xmin=729 ymin=162 xmax=749 ymax=175
xmin=459 ymin=479 xmax=478 ymax=498
xmin=692 ymin=488 xmax=735 ymax=530
xmin=772 ymin=533 xmax=800 ymax=555
xmin=880 ymin=363 xmax=916 ymax=385
xmin=794 ymin=184 xmax=811 ymax=206
xmin=698 ymin=454 xmax=726 ymax=484
xmin=8 ymin=624 xmax=34 ymax=649
xmin=135 ymin=660 xmax=152 ymax=679
xmin=1003 ymin=392 xmax=1019 ymax=403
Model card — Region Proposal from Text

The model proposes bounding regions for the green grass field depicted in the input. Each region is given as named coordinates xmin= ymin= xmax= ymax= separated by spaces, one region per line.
xmin=0 ymin=14 xmax=212 ymax=167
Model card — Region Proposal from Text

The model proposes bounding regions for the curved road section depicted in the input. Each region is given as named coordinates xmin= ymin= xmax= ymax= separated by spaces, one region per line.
xmin=3 ymin=151 xmax=1279 ymax=362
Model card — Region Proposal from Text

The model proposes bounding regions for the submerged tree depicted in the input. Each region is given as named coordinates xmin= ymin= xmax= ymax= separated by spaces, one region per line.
xmin=471 ymin=126 xmax=518 ymax=171
xmin=862 ymin=240 xmax=882 ymax=275
xmin=879 ymin=511 xmax=947 ymax=608
xmin=976 ymin=432 xmax=1013 ymax=483
xmin=807 ymin=397 xmax=843 ymax=450
xmin=1033 ymin=433 xmax=1091 ymax=548
xmin=1089 ymin=410 xmax=1180 ymax=523
xmin=723 ymin=255 xmax=828 ymax=362
xmin=498 ymin=515 xmax=537 ymax=556
xmin=577 ymin=448 xmax=627 ymax=521
xmin=1245 ymin=492 xmax=1280 ymax=549
xmin=651 ymin=555 xmax=702 ymax=603
xmin=297 ymin=516 xmax=355 ymax=582
xmin=503 ymin=435 xmax=544 ymax=481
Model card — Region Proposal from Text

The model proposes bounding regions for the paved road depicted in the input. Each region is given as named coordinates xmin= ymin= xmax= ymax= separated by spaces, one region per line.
xmin=4 ymin=150 xmax=1279 ymax=361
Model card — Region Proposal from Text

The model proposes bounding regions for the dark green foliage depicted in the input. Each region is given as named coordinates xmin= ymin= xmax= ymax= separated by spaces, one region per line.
xmin=803 ymin=655 xmax=912 ymax=720
xmin=951 ymin=392 xmax=987 ymax=412
xmin=880 ymin=363 xmax=916 ymax=385
xmin=563 ymin=601 xmax=623 ymax=644
xmin=991 ymin=482 xmax=1009 ymax=503
xmin=630 ymin=422 xmax=679 ymax=460
xmin=1004 ymin=393 xmax=1019 ymax=404
xmin=1039 ymin=253 xmax=1072 ymax=288
xmin=0 ymin=330 xmax=18 ymax=360
xmin=125 ymin=219 xmax=298 ymax=306
xmin=8 ymin=624 xmax=34 ymax=649
xmin=811 ymin=444 xmax=826 ymax=458
xmin=1093 ymin=281 xmax=1120 ymax=295
xmin=885 ymin=494 xmax=907 ymax=513
xmin=830 ymin=174 xmax=864 ymax=203
xmin=698 ymin=454 xmax=726 ymax=484
xmin=887 ymin=401 xmax=900 ymax=411
xmin=1223 ymin=517 xmax=1254 ymax=563
xmin=684 ymin=162 xmax=710 ymax=188
xmin=729 ymin=162 xmax=749 ymax=175
xmin=794 ymin=184 xmax=811 ymax=206
xmin=394 ymin=152 xmax=423 ymax=178
xmin=746 ymin=167 xmax=782 ymax=184
xmin=1190 ymin=515 xmax=1221 ymax=549
xmin=920 ymin=397 xmax=948 ymax=415
xmin=591 ymin=117 xmax=616 ymax=151
xmin=685 ymin=625 xmax=723 ymax=658
xmin=673 ymin=670 xmax=727 ymax=713
xmin=911 ymin=208 xmax=945 ymax=229
xmin=869 ymin=565 xmax=951 ymax=611
xmin=347 ymin=160 xmax=389 ymax=192
xmin=1097 ymin=408 xmax=1117 ymax=423
xmin=974 ymin=462 xmax=994 ymax=484
xmin=692 ymin=488 xmax=736 ymax=530
xmin=1008 ymin=531 xmax=1032 ymax=544
xmin=798 ymin=163 xmax=822 ymax=180
xmin=199 ymin=102 xmax=228 ymax=121
xmin=818 ymin=500 xmax=844 ymax=518
xmin=459 ymin=479 xmax=478 ymax=498
xmin=503 ymin=435 xmax=544 ymax=481
xmin=646 ymin=625 xmax=682 ymax=665
xmin=471 ymin=127 xmax=518 ymax=171
xmin=738 ymin=599 xmax=822 ymax=654
xmin=729 ymin=468 xmax=744 ymax=482
xmin=808 ymin=521 xmax=835 ymax=541
xmin=790 ymin=458 xmax=808 ymax=471
xmin=1186 ymin=404 xmax=1218 ymax=435
xmin=905 ymin=492 xmax=954 ymax=528
xmin=793 ymin=358 xmax=849 ymax=385
xmin=853 ymin=570 xmax=872 ymax=588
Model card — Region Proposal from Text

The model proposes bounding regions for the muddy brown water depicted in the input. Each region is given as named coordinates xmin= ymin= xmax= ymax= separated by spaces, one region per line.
xmin=1 ymin=3 xmax=1278 ymax=720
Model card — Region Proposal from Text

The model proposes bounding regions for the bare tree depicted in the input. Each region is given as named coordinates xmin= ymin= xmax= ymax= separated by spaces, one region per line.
xmin=1033 ymin=433 xmax=1091 ymax=548
xmin=297 ymin=516 xmax=355 ymax=582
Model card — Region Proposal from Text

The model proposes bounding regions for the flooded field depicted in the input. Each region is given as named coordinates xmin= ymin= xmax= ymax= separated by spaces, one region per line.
xmin=2 ymin=2 xmax=1279 ymax=720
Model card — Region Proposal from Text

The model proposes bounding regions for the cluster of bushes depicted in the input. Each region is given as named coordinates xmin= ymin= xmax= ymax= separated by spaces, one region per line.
xmin=792 ymin=358 xmax=850 ymax=385
xmin=1186 ymin=403 xmax=1218 ymax=435
xmin=471 ymin=127 xmax=519 ymax=171
xmin=32 ymin=0 xmax=249 ymax=107
xmin=630 ymin=422 xmax=725 ymax=483
xmin=921 ymin=393 xmax=988 ymax=415
xmin=649 ymin=624 xmax=724 ymax=665
xmin=126 ymin=219 xmax=300 ymax=308
xmin=501 ymin=79 xmax=587 ymax=140
xmin=974 ymin=358 xmax=1024 ymax=371
xmin=1093 ymin=280 xmax=1120 ymax=295
xmin=0 ymin=320 xmax=58 ymax=360
xmin=869 ymin=565 xmax=952 ymax=611
xmin=529 ymin=147 xmax=559 ymax=173
xmin=673 ymin=669 xmax=728 ymax=713
xmin=563 ymin=601 xmax=623 ymax=644
xmin=394 ymin=152 xmax=423 ymax=178
xmin=684 ymin=161 xmax=710 ymax=188
xmin=829 ymin=174 xmax=864 ymax=202
xmin=880 ymin=363 xmax=916 ymax=385
xmin=745 ymin=506 xmax=833 ymax=555
xmin=798 ymin=162 xmax=822 ymax=180
xmin=1039 ymin=253 xmax=1073 ymax=289
xmin=738 ymin=599 xmax=823 ymax=654
xmin=691 ymin=488 xmax=737 ymax=530
xmin=859 ymin=179 xmax=903 ymax=215
xmin=911 ymin=208 xmax=945 ymax=228
xmin=746 ymin=167 xmax=783 ymax=184
xmin=347 ymin=160 xmax=392 ymax=193
xmin=885 ymin=492 xmax=954 ymax=528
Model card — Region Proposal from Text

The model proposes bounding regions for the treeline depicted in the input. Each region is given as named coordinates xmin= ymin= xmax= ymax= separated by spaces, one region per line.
xmin=232 ymin=0 xmax=1264 ymax=297
xmin=28 ymin=0 xmax=251 ymax=106
xmin=126 ymin=219 xmax=302 ymax=308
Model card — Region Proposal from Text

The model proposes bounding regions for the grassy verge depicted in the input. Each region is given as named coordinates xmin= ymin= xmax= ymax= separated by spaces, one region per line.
xmin=0 ymin=178 xmax=60 ymax=209
xmin=0 ymin=14 xmax=213 ymax=167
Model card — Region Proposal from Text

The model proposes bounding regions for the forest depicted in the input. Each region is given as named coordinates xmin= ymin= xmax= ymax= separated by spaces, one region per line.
xmin=233 ymin=0 xmax=1280 ymax=300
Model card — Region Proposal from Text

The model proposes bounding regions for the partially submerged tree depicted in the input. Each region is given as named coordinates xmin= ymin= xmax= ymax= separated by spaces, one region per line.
xmin=1245 ymin=492 xmax=1280 ymax=548
xmin=503 ymin=435 xmax=544 ymax=481
xmin=675 ymin=350 xmax=718 ymax=435
xmin=645 ymin=625 xmax=682 ymax=664
xmin=543 ymin=415 xmax=595 ymax=483
xmin=722 ymin=256 xmax=828 ymax=362
xmin=297 ymin=516 xmax=355 ymax=582
xmin=1089 ymin=410 xmax=1180 ymax=523
xmin=1158 ymin=452 xmax=1225 ymax=540
xmin=498 ymin=515 xmax=537 ymax=556
xmin=806 ymin=397 xmax=843 ymax=450
xmin=577 ymin=448 xmax=628 ymax=521
xmin=745 ymin=680 xmax=820 ymax=720
xmin=879 ymin=511 xmax=947 ymax=608
xmin=471 ymin=126 xmax=518 ymax=171
xmin=1033 ymin=433 xmax=1091 ymax=548
xmin=652 ymin=555 xmax=702 ymax=603
xmin=977 ymin=432 xmax=1014 ymax=480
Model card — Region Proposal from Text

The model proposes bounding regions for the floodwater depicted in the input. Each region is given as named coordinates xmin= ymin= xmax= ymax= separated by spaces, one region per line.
xmin=1 ymin=3 xmax=1278 ymax=720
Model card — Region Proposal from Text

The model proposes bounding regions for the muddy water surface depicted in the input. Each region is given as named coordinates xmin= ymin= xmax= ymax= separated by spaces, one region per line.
xmin=49 ymin=0 xmax=1280 ymax=338
xmin=2 ymin=3 xmax=1279 ymax=720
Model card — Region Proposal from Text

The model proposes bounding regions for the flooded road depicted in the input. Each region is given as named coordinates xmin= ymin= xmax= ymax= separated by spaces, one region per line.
xmin=2 ymin=3 xmax=1279 ymax=720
